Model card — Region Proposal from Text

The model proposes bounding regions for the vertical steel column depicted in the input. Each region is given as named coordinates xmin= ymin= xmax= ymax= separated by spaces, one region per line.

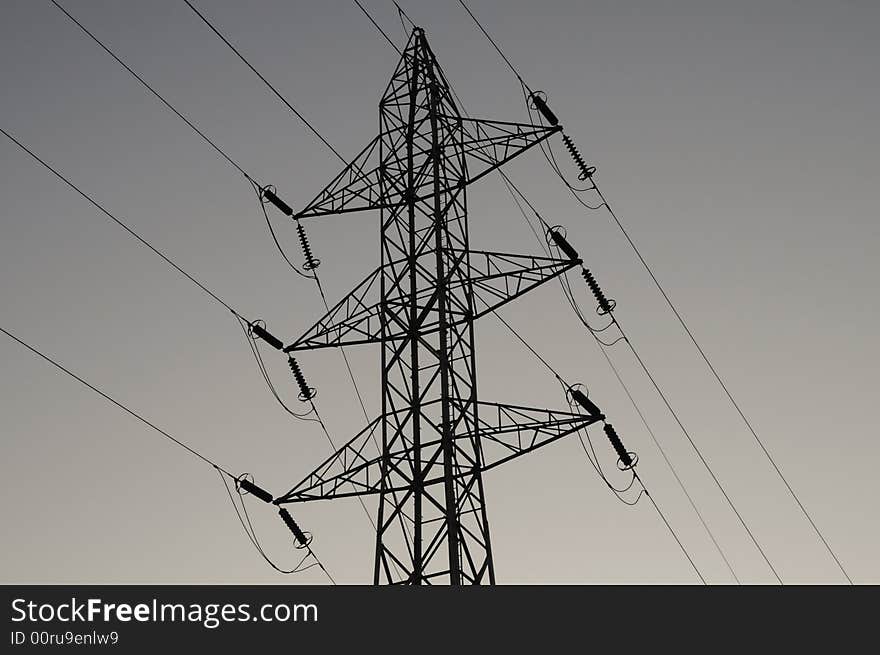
xmin=428 ymin=57 xmax=462 ymax=584
xmin=373 ymin=29 xmax=494 ymax=584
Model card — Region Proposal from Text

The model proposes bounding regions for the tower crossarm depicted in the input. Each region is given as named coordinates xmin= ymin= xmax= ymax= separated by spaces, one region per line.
xmin=275 ymin=401 xmax=604 ymax=504
xmin=292 ymin=134 xmax=387 ymax=220
xmin=290 ymin=120 xmax=560 ymax=221
xmin=454 ymin=117 xmax=561 ymax=186
xmin=283 ymin=250 xmax=580 ymax=352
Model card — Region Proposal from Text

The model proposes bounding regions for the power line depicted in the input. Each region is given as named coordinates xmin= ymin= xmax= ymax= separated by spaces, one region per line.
xmin=455 ymin=0 xmax=531 ymax=94
xmin=2 ymin=126 xmax=335 ymax=580
xmin=489 ymin=310 xmax=709 ymax=584
xmin=589 ymin=322 xmax=742 ymax=584
xmin=49 ymin=0 xmax=255 ymax=185
xmin=1 ymin=305 xmax=338 ymax=583
xmin=0 ymin=128 xmax=332 ymax=579
xmin=352 ymin=0 xmax=403 ymax=55
xmin=0 ymin=324 xmax=235 ymax=479
xmin=5 ymin=114 xmax=340 ymax=489
xmin=53 ymin=0 xmax=338 ymax=279
xmin=50 ymin=0 xmax=352 ymax=260
xmin=442 ymin=53 xmax=718 ymax=579
xmin=49 ymin=0 xmax=327 ymax=315
xmin=456 ymin=0 xmax=851 ymax=584
xmin=179 ymin=0 xmax=375 ymax=196
xmin=217 ymin=470 xmax=334 ymax=582
xmin=392 ymin=1 xmax=416 ymax=33
xmin=250 ymin=182 xmax=315 ymax=280
xmin=180 ymin=0 xmax=390 ymax=463
xmin=455 ymin=0 xmax=784 ymax=583
xmin=478 ymin=237 xmax=729 ymax=581
xmin=434 ymin=20 xmax=739 ymax=583
xmin=179 ymin=0 xmax=385 ymax=451
xmin=526 ymin=69 xmax=817 ymax=587
xmin=50 ymin=0 xmax=368 ymax=431
xmin=592 ymin=184 xmax=853 ymax=585
xmin=500 ymin=171 xmax=741 ymax=583
xmin=217 ymin=469 xmax=315 ymax=575
xmin=497 ymin=167 xmax=741 ymax=581
xmin=637 ymin=483 xmax=706 ymax=584
xmin=0 ymin=126 xmax=243 ymax=320
xmin=505 ymin=113 xmax=782 ymax=583
xmin=233 ymin=474 xmax=337 ymax=585
xmin=612 ymin=319 xmax=784 ymax=584
xmin=482 ymin=303 xmax=705 ymax=584
xmin=237 ymin=317 xmax=319 ymax=422
xmin=502 ymin=116 xmax=776 ymax=585
xmin=50 ymin=0 xmax=386 ymax=578
xmin=180 ymin=0 xmax=351 ymax=162
xmin=1 ymin=322 xmax=337 ymax=583
xmin=487 ymin=309 xmax=567 ymax=389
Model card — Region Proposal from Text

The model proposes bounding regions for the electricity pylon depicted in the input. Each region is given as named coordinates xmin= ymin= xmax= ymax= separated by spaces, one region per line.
xmin=275 ymin=28 xmax=605 ymax=584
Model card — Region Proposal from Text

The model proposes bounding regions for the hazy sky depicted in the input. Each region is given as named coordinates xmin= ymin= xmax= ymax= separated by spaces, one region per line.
xmin=1 ymin=0 xmax=877 ymax=584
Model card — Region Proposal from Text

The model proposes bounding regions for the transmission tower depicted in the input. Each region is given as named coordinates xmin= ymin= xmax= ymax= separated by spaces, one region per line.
xmin=272 ymin=28 xmax=606 ymax=585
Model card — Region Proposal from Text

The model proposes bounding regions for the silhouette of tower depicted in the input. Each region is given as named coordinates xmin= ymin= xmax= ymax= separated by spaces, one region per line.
xmin=275 ymin=28 xmax=604 ymax=584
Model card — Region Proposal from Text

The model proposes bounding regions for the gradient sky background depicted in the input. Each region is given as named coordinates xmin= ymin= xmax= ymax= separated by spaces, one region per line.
xmin=1 ymin=0 xmax=877 ymax=584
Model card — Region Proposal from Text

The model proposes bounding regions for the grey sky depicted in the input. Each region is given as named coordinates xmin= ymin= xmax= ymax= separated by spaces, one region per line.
xmin=1 ymin=0 xmax=877 ymax=583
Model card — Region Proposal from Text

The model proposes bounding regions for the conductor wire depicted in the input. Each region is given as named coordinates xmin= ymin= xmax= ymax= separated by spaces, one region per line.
xmin=352 ymin=0 xmax=403 ymax=55
xmin=183 ymin=1 xmax=416 ymax=573
xmin=217 ymin=469 xmax=318 ymax=575
xmin=1 ymin=324 xmax=237 ymax=480
xmin=455 ymin=0 xmax=533 ymax=95
xmin=594 ymin=181 xmax=851 ymax=584
xmin=50 ymin=0 xmax=255 ymax=185
xmin=498 ymin=156 xmax=742 ymax=584
xmin=182 ymin=0 xmax=356 ymax=161
xmin=460 ymin=0 xmax=842 ymax=582
xmin=0 ymin=127 xmax=244 ymax=321
xmin=610 ymin=311 xmax=783 ymax=584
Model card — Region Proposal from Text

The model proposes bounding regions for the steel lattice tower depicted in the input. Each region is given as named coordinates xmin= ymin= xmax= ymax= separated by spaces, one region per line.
xmin=275 ymin=29 xmax=605 ymax=584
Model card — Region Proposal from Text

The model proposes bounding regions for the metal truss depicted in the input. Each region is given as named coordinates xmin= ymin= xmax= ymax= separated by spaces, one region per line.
xmin=278 ymin=28 xmax=594 ymax=584
xmin=292 ymin=120 xmax=559 ymax=220
xmin=284 ymin=250 xmax=579 ymax=352
xmin=277 ymin=401 xmax=604 ymax=504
